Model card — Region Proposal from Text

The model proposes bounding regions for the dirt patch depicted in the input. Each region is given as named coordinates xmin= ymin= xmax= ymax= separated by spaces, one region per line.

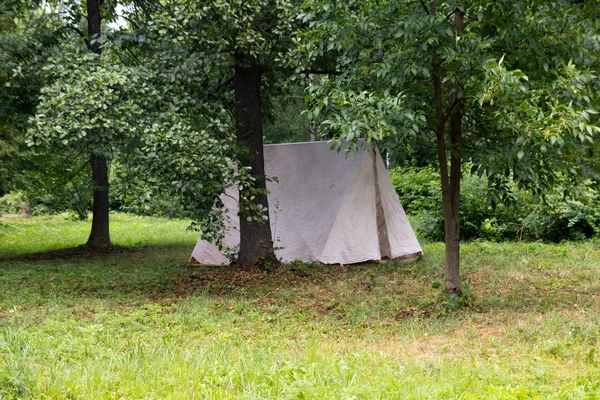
xmin=475 ymin=324 xmax=504 ymax=338
xmin=172 ymin=267 xmax=314 ymax=297
xmin=395 ymin=305 xmax=434 ymax=320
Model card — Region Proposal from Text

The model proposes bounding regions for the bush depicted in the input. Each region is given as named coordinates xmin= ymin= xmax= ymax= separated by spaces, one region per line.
xmin=27 ymin=182 xmax=90 ymax=220
xmin=391 ymin=166 xmax=600 ymax=242
xmin=2 ymin=183 xmax=91 ymax=220
xmin=523 ymin=188 xmax=600 ymax=242
xmin=0 ymin=191 xmax=26 ymax=214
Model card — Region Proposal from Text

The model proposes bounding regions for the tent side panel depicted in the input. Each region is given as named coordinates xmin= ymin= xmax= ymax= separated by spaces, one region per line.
xmin=319 ymin=149 xmax=381 ymax=264
xmin=374 ymin=150 xmax=423 ymax=258
xmin=264 ymin=142 xmax=360 ymax=263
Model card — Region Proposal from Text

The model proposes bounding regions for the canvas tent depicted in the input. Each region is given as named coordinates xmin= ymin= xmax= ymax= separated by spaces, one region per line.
xmin=190 ymin=141 xmax=422 ymax=266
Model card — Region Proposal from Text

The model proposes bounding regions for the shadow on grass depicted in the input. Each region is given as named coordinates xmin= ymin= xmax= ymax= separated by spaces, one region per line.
xmin=0 ymin=245 xmax=142 ymax=263
xmin=75 ymin=263 xmax=335 ymax=300
xmin=2 ymin=243 xmax=598 ymax=319
xmin=1 ymin=243 xmax=424 ymax=320
xmin=0 ymin=243 xmax=317 ymax=298
xmin=0 ymin=241 xmax=198 ymax=264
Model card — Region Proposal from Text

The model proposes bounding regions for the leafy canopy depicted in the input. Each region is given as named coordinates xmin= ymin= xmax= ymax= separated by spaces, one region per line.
xmin=301 ymin=0 xmax=600 ymax=202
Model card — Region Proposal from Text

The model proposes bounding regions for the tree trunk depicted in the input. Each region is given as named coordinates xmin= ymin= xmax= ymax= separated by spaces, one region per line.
xmin=444 ymin=4 xmax=465 ymax=294
xmin=444 ymin=118 xmax=461 ymax=293
xmin=87 ymin=154 xmax=111 ymax=247
xmin=433 ymin=50 xmax=460 ymax=294
xmin=85 ymin=0 xmax=111 ymax=248
xmin=87 ymin=0 xmax=101 ymax=54
xmin=430 ymin=0 xmax=464 ymax=294
xmin=309 ymin=120 xmax=316 ymax=142
xmin=234 ymin=55 xmax=277 ymax=270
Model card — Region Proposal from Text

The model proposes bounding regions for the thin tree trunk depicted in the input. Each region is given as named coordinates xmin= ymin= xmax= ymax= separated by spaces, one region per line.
xmin=433 ymin=49 xmax=459 ymax=293
xmin=445 ymin=109 xmax=462 ymax=293
xmin=431 ymin=0 xmax=463 ymax=293
xmin=234 ymin=54 xmax=277 ymax=270
xmin=444 ymin=4 xmax=465 ymax=294
xmin=444 ymin=140 xmax=461 ymax=293
xmin=86 ymin=0 xmax=111 ymax=247
xmin=309 ymin=120 xmax=316 ymax=142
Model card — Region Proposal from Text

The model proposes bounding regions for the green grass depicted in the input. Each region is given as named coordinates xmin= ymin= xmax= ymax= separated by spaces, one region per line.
xmin=0 ymin=213 xmax=197 ymax=257
xmin=1 ymin=214 xmax=599 ymax=399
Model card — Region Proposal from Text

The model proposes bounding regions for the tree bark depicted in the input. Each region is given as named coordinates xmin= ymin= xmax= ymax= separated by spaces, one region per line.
xmin=444 ymin=4 xmax=465 ymax=294
xmin=309 ymin=120 xmax=316 ymax=142
xmin=87 ymin=0 xmax=101 ymax=54
xmin=431 ymin=0 xmax=464 ymax=294
xmin=85 ymin=0 xmax=111 ymax=248
xmin=234 ymin=54 xmax=277 ymax=270
xmin=87 ymin=154 xmax=111 ymax=247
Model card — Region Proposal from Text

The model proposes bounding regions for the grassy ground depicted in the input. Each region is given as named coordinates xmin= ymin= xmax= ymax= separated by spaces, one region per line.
xmin=0 ymin=213 xmax=599 ymax=399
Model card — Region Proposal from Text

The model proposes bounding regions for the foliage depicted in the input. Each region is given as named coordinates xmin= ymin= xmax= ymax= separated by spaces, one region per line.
xmin=300 ymin=0 xmax=599 ymax=195
xmin=0 ymin=214 xmax=599 ymax=397
xmin=287 ymin=259 xmax=319 ymax=277
xmin=0 ymin=191 xmax=25 ymax=215
xmin=110 ymin=190 xmax=185 ymax=219
xmin=25 ymin=38 xmax=249 ymax=244
xmin=523 ymin=187 xmax=600 ymax=242
xmin=0 ymin=0 xmax=63 ymax=194
xmin=392 ymin=166 xmax=600 ymax=242
xmin=264 ymin=89 xmax=311 ymax=144
xmin=118 ymin=0 xmax=305 ymax=129
xmin=27 ymin=51 xmax=149 ymax=158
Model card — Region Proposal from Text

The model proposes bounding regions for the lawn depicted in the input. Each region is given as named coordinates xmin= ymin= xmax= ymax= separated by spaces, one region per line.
xmin=0 ymin=213 xmax=599 ymax=399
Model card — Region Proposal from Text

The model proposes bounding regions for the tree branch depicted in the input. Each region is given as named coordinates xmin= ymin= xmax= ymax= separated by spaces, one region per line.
xmin=64 ymin=24 xmax=90 ymax=46
xmin=446 ymin=8 xmax=458 ymax=21
xmin=125 ymin=47 xmax=140 ymax=64
xmin=209 ymin=75 xmax=235 ymax=94
xmin=54 ymin=160 xmax=89 ymax=191
xmin=441 ymin=98 xmax=461 ymax=128
xmin=305 ymin=68 xmax=341 ymax=75
xmin=118 ymin=14 xmax=140 ymax=30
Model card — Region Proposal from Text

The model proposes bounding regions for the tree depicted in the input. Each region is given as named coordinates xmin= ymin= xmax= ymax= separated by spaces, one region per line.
xmin=215 ymin=1 xmax=301 ymax=269
xmin=84 ymin=0 xmax=112 ymax=247
xmin=16 ymin=0 xmax=114 ymax=246
xmin=301 ymin=0 xmax=600 ymax=293
xmin=124 ymin=0 xmax=303 ymax=268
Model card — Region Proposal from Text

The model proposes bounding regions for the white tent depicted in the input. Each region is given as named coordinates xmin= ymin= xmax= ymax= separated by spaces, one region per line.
xmin=190 ymin=141 xmax=422 ymax=266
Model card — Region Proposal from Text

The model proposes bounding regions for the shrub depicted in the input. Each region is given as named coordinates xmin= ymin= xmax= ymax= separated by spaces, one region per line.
xmin=0 ymin=191 xmax=25 ymax=214
xmin=391 ymin=166 xmax=600 ymax=242
xmin=523 ymin=188 xmax=600 ymax=242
